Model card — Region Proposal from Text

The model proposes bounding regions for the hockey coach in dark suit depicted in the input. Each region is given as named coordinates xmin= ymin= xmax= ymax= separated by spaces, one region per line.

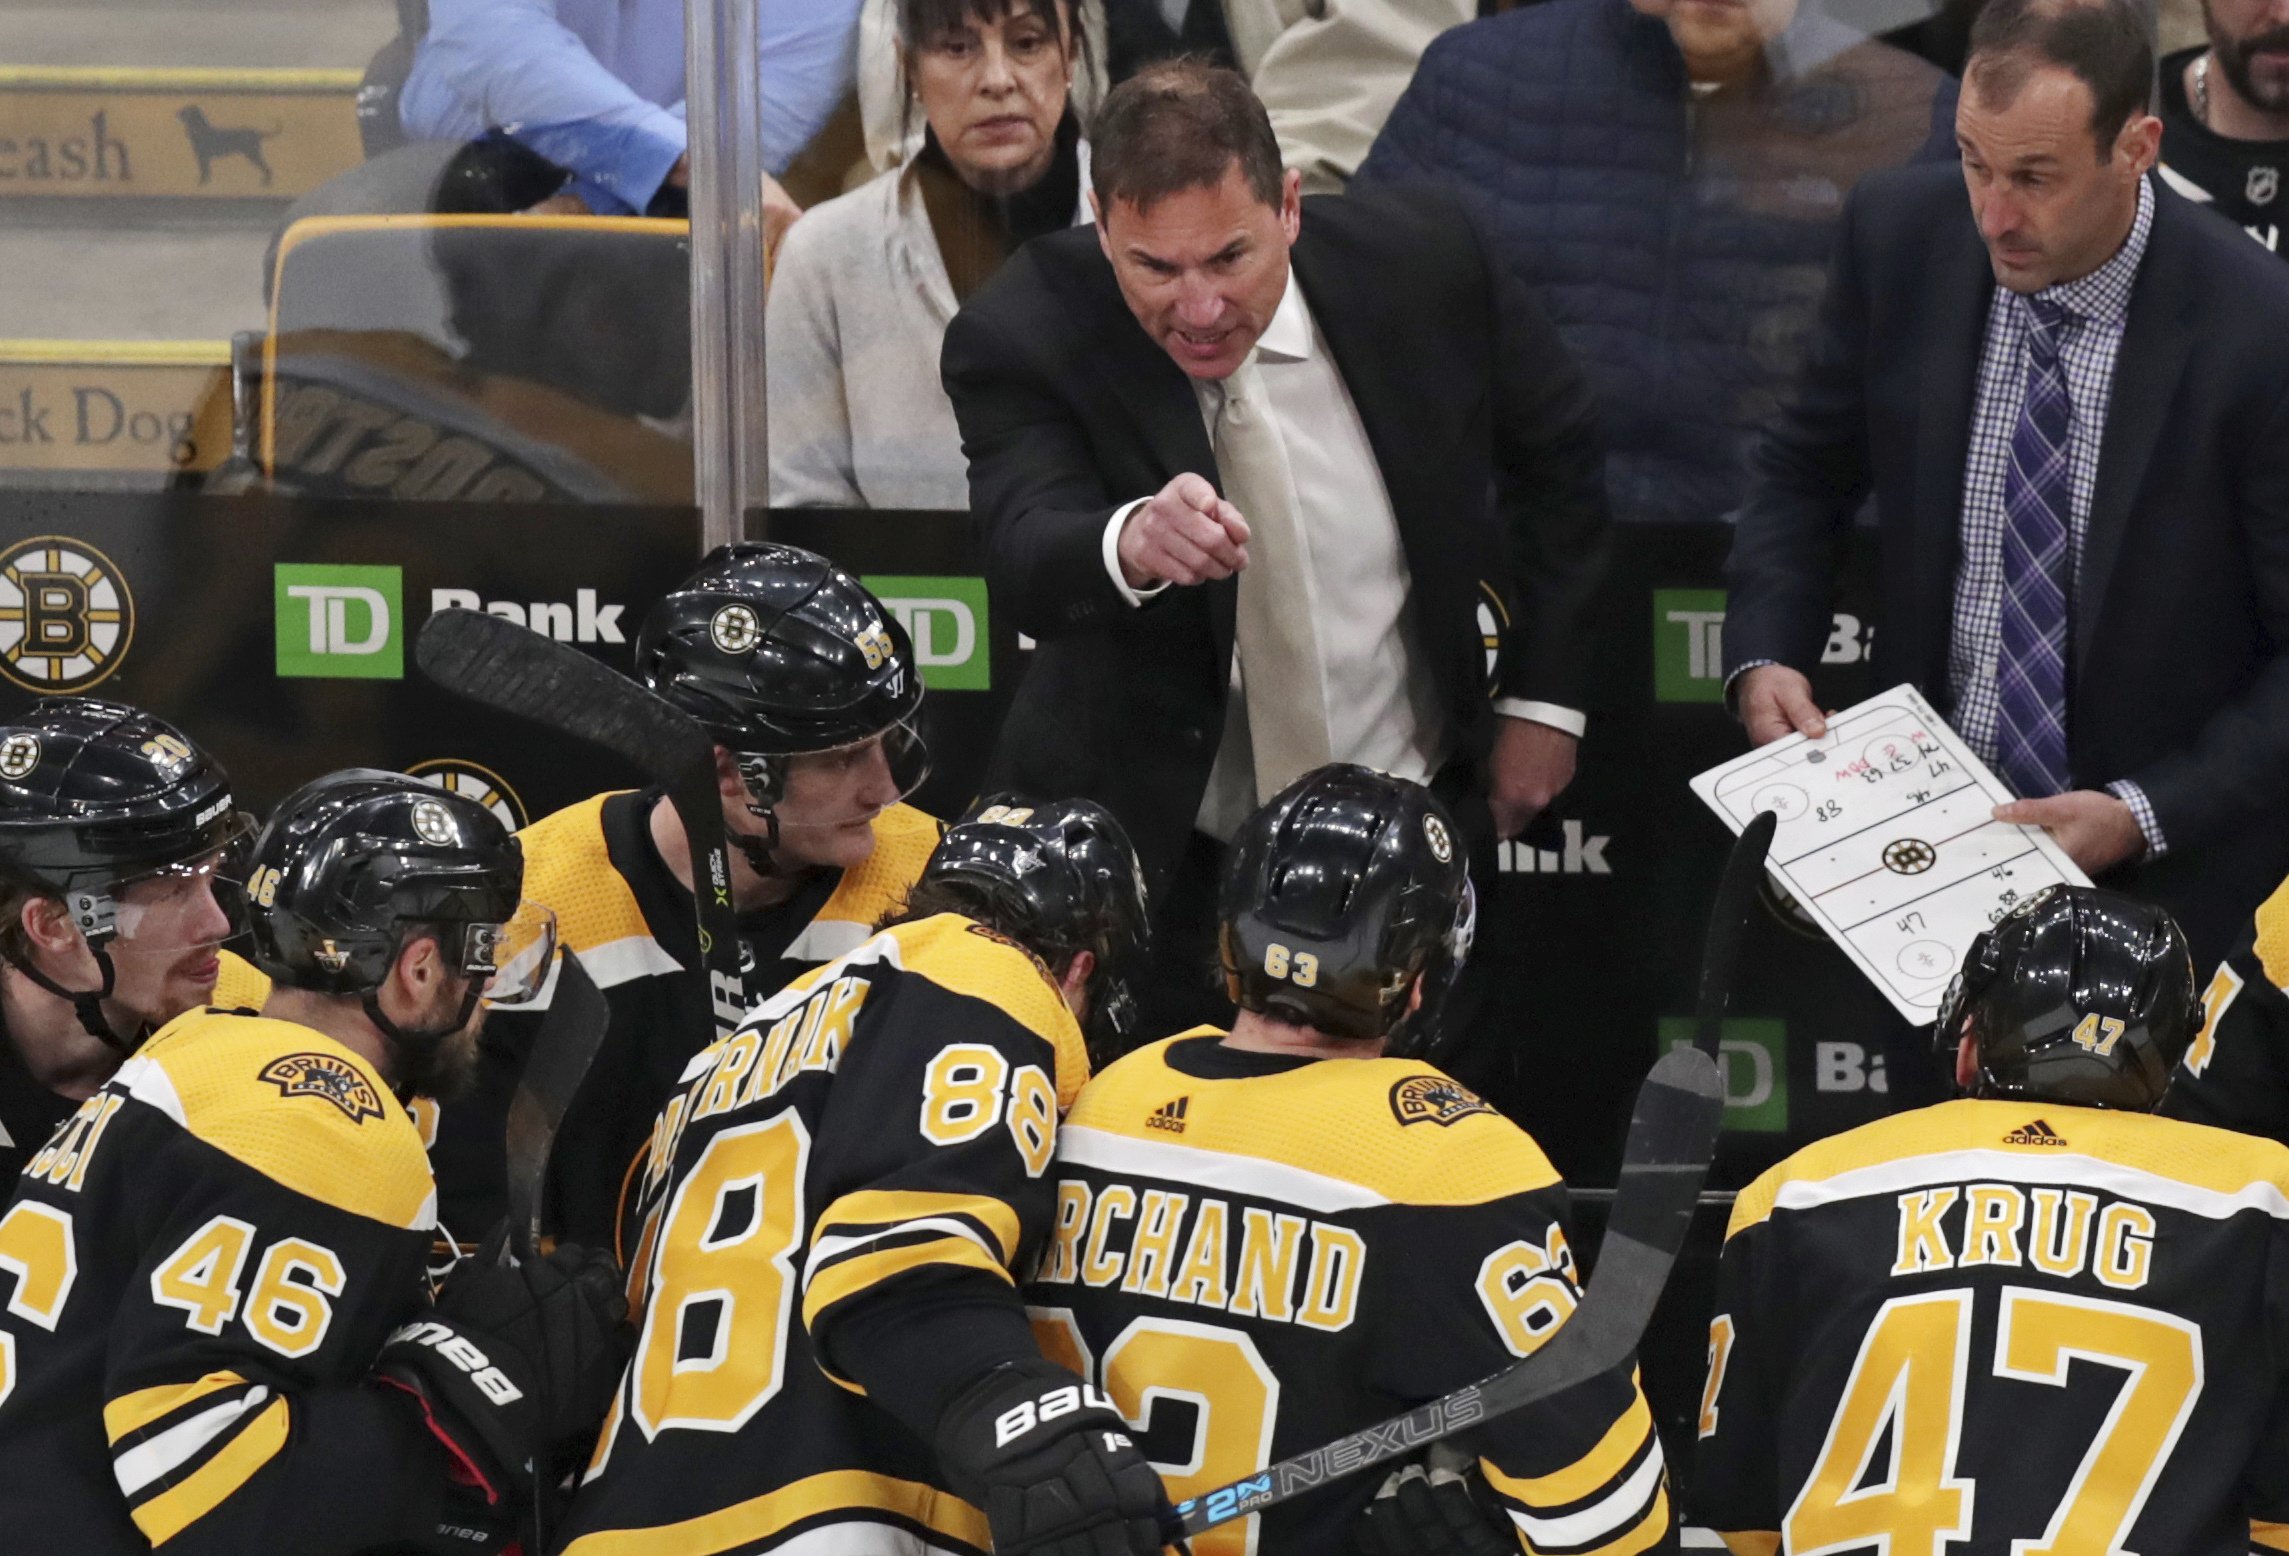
xmin=1724 ymin=0 xmax=2289 ymax=968
xmin=942 ymin=59 xmax=1611 ymax=1026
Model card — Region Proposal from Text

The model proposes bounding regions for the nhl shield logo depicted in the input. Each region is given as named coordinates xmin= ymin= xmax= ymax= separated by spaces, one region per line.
xmin=0 ymin=536 xmax=136 ymax=695
xmin=0 ymin=734 xmax=39 ymax=781
xmin=2251 ymin=165 xmax=2281 ymax=208
xmin=1390 ymin=1074 xmax=1495 ymax=1127
xmin=260 ymin=1052 xmax=385 ymax=1123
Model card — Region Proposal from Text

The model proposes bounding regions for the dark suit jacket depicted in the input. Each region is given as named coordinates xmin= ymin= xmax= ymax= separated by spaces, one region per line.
xmin=1724 ymin=162 xmax=2289 ymax=964
xmin=940 ymin=184 xmax=1611 ymax=898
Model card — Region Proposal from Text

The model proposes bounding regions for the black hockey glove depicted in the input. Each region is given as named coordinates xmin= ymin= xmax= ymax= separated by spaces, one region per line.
xmin=934 ymin=1359 xmax=1177 ymax=1556
xmin=378 ymin=1227 xmax=630 ymax=1500
xmin=1353 ymin=1447 xmax=1517 ymax=1556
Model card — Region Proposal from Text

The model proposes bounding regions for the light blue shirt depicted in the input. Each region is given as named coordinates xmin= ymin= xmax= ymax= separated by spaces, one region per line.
xmin=399 ymin=0 xmax=863 ymax=213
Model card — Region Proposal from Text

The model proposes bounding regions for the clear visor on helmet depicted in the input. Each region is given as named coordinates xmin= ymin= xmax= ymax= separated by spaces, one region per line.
xmin=102 ymin=813 xmax=258 ymax=954
xmin=1448 ymin=877 xmax=1478 ymax=969
xmin=739 ymin=717 xmax=932 ymax=834
xmin=463 ymin=900 xmax=559 ymax=1006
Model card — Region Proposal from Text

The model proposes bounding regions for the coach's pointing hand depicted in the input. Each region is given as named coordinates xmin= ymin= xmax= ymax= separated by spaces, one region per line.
xmin=1118 ymin=472 xmax=1251 ymax=589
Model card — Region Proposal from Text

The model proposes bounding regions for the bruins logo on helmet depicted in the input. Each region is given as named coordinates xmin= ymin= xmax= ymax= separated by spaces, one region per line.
xmin=0 ymin=733 xmax=39 ymax=781
xmin=259 ymin=1051 xmax=385 ymax=1124
xmin=411 ymin=797 xmax=460 ymax=847
xmin=1422 ymin=813 xmax=1453 ymax=864
xmin=0 ymin=536 xmax=136 ymax=694
xmin=711 ymin=603 xmax=761 ymax=655
xmin=1390 ymin=1074 xmax=1495 ymax=1128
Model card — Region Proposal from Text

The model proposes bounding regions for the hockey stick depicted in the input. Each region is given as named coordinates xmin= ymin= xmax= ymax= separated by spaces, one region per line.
xmin=415 ymin=609 xmax=747 ymax=1049
xmin=500 ymin=951 xmax=609 ymax=1259
xmin=1169 ymin=808 xmax=1776 ymax=1538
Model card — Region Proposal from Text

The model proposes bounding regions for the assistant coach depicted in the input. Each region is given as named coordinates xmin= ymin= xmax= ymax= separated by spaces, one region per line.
xmin=1724 ymin=0 xmax=2289 ymax=967
xmin=943 ymin=60 xmax=1610 ymax=1028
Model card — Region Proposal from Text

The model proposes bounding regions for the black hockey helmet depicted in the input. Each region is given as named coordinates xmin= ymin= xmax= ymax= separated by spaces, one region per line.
xmin=1935 ymin=885 xmax=2202 ymax=1112
xmin=634 ymin=543 xmax=929 ymax=838
xmin=244 ymin=770 xmax=554 ymax=1055
xmin=1219 ymin=764 xmax=1475 ymax=1056
xmin=923 ymin=795 xmax=1150 ymax=1062
xmin=0 ymin=697 xmax=249 ymax=1046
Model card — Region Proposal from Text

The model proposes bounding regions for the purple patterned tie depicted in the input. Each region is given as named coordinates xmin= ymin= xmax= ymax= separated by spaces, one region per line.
xmin=1996 ymin=296 xmax=2074 ymax=798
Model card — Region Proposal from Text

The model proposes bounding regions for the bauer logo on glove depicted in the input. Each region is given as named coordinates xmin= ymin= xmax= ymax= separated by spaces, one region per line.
xmin=992 ymin=1382 xmax=1120 ymax=1448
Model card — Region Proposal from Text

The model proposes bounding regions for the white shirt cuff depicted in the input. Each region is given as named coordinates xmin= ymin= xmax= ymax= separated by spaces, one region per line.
xmin=1493 ymin=699 xmax=1586 ymax=738
xmin=1101 ymin=499 xmax=1169 ymax=607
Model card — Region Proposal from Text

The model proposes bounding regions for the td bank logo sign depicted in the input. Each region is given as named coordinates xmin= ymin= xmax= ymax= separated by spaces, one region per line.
xmin=1651 ymin=590 xmax=1875 ymax=704
xmin=275 ymin=563 xmax=402 ymax=679
xmin=867 ymin=575 xmax=989 ymax=692
xmin=1660 ymin=1017 xmax=1787 ymax=1132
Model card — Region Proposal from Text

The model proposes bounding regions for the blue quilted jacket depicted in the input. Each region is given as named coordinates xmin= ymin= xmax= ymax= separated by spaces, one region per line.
xmin=1360 ymin=0 xmax=1956 ymax=524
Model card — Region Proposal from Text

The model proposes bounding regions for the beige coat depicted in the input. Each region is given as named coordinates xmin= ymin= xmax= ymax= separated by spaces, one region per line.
xmin=766 ymin=148 xmax=1093 ymax=510
xmin=857 ymin=0 xmax=1470 ymax=194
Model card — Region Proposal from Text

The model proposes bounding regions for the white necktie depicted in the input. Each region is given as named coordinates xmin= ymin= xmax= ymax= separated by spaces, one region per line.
xmin=1214 ymin=355 xmax=1333 ymax=802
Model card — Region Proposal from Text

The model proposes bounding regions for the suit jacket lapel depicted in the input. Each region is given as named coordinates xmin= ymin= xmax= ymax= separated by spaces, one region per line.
xmin=2077 ymin=191 xmax=2195 ymax=674
xmin=1912 ymin=220 xmax=1995 ymax=691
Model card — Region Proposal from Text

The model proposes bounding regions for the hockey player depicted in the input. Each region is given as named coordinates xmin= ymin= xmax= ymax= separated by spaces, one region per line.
xmin=558 ymin=796 xmax=1174 ymax=1556
xmin=0 ymin=698 xmax=252 ymax=1179
xmin=1031 ymin=764 xmax=1673 ymax=1556
xmin=430 ymin=541 xmax=941 ymax=1248
xmin=1694 ymin=885 xmax=2289 ymax=1554
xmin=2161 ymin=866 xmax=2289 ymax=1142
xmin=0 ymin=770 xmax=627 ymax=1553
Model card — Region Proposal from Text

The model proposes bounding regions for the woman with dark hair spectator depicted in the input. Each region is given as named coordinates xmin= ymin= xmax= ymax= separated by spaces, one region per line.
xmin=769 ymin=0 xmax=1088 ymax=509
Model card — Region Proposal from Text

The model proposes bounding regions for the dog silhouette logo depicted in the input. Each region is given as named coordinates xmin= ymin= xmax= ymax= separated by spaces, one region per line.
xmin=176 ymin=105 xmax=280 ymax=186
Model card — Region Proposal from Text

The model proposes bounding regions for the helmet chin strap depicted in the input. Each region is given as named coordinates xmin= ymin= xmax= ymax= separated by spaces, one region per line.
xmin=4 ymin=945 xmax=142 ymax=1053
xmin=729 ymin=807 xmax=789 ymax=879
xmin=361 ymin=982 xmax=484 ymax=1099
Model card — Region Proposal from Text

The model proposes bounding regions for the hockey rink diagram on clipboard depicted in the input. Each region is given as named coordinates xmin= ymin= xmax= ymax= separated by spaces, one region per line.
xmin=1690 ymin=684 xmax=2090 ymax=1024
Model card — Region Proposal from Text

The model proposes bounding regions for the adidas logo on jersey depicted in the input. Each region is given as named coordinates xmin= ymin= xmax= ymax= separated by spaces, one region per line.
xmin=1146 ymin=1096 xmax=1189 ymax=1134
xmin=2004 ymin=1118 xmax=2069 ymax=1147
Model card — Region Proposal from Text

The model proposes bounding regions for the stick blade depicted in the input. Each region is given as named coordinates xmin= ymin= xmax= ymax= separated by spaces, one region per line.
xmin=417 ymin=609 xmax=712 ymax=784
xmin=502 ymin=952 xmax=609 ymax=1254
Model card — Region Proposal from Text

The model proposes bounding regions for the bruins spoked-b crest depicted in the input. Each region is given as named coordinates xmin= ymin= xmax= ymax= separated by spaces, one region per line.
xmin=0 ymin=536 xmax=136 ymax=694
xmin=259 ymin=1051 xmax=385 ymax=1123
xmin=406 ymin=759 xmax=528 ymax=833
xmin=0 ymin=733 xmax=39 ymax=781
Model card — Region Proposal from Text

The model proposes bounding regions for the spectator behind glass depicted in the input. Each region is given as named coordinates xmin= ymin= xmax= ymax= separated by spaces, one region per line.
xmin=770 ymin=0 xmax=1089 ymax=509
xmin=397 ymin=0 xmax=856 ymax=239
xmin=2157 ymin=0 xmax=2289 ymax=254
xmin=1359 ymin=0 xmax=1955 ymax=526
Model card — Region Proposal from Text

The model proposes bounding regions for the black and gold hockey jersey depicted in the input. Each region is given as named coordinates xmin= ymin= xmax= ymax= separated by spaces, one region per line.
xmin=429 ymin=788 xmax=941 ymax=1249
xmin=0 ymin=1008 xmax=446 ymax=1554
xmin=556 ymin=911 xmax=1091 ymax=1556
xmin=1030 ymin=1033 xmax=1671 ymax=1556
xmin=2163 ymin=871 xmax=2289 ymax=1144
xmin=1692 ymin=1097 xmax=2289 ymax=1555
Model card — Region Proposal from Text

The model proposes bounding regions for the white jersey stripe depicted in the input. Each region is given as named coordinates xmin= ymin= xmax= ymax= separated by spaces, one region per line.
xmin=1055 ymin=1126 xmax=1391 ymax=1214
xmin=112 ymin=1385 xmax=271 ymax=1499
xmin=1769 ymin=1148 xmax=2289 ymax=1223
xmin=1508 ymin=1436 xmax=1665 ymax=1549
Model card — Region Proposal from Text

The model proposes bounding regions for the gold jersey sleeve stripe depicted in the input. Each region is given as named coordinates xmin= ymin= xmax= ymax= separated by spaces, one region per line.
xmin=801 ymin=1230 xmax=1013 ymax=1336
xmin=103 ymin=1371 xmax=254 ymax=1444
xmin=1480 ymin=1388 xmax=1656 ymax=1510
xmin=137 ymin=1011 xmax=434 ymax=1230
xmin=813 ymin=1189 xmax=1023 ymax=1265
xmin=125 ymin=1394 xmax=288 ymax=1546
xmin=1727 ymin=1097 xmax=2289 ymax=1240
xmin=557 ymin=1468 xmax=990 ymax=1556
xmin=1718 ymin=1532 xmax=1782 ymax=1556
xmin=2254 ymin=1521 xmax=2289 ymax=1554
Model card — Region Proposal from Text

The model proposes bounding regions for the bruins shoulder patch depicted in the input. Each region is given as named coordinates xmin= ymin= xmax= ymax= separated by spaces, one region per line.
xmin=1390 ymin=1074 xmax=1495 ymax=1127
xmin=259 ymin=1052 xmax=385 ymax=1124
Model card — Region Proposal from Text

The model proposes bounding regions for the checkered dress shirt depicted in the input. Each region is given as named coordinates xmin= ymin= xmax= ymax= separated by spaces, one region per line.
xmin=1949 ymin=177 xmax=2165 ymax=854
